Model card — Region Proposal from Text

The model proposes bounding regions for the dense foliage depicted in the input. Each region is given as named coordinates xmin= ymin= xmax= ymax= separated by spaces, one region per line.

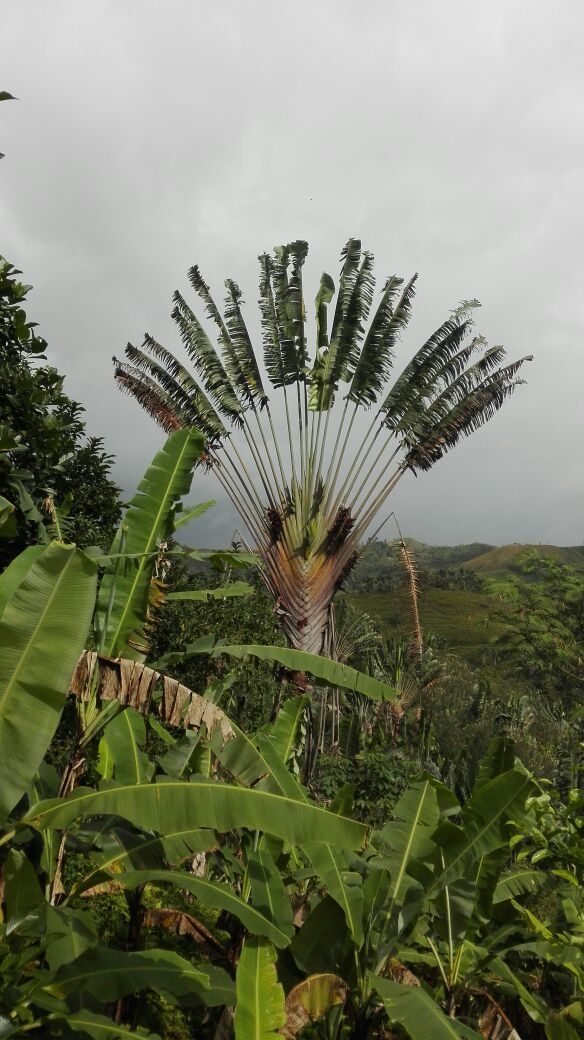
xmin=1 ymin=431 xmax=582 ymax=1040
xmin=0 ymin=258 xmax=121 ymax=566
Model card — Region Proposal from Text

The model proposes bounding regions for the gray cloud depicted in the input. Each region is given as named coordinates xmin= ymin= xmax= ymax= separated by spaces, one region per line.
xmin=2 ymin=0 xmax=583 ymax=547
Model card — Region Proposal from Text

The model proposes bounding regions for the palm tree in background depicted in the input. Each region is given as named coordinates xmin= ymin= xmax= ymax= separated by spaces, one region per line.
xmin=114 ymin=239 xmax=531 ymax=656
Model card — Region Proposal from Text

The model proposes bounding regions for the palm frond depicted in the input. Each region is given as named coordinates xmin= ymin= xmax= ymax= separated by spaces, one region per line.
xmin=172 ymin=289 xmax=243 ymax=423
xmin=381 ymin=315 xmax=475 ymax=429
xmin=403 ymin=356 xmax=533 ymax=472
xmin=270 ymin=242 xmax=309 ymax=384
xmin=347 ymin=273 xmax=417 ymax=407
xmin=113 ymin=360 xmax=182 ymax=433
xmin=223 ymin=278 xmax=268 ymax=408
xmin=309 ymin=247 xmax=376 ymax=411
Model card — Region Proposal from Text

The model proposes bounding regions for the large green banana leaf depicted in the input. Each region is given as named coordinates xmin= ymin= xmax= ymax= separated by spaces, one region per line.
xmin=80 ymin=868 xmax=293 ymax=948
xmin=23 ymin=780 xmax=368 ymax=849
xmin=156 ymin=641 xmax=400 ymax=701
xmin=52 ymin=944 xmax=232 ymax=1006
xmin=304 ymin=844 xmax=364 ymax=947
xmin=372 ymin=976 xmax=482 ymax=1040
xmin=0 ymin=543 xmax=97 ymax=823
xmin=0 ymin=544 xmax=45 ymax=620
xmin=432 ymin=767 xmax=535 ymax=891
xmin=97 ymin=428 xmax=203 ymax=658
xmin=65 ymin=1011 xmax=162 ymax=1040
xmin=234 ymin=937 xmax=286 ymax=1040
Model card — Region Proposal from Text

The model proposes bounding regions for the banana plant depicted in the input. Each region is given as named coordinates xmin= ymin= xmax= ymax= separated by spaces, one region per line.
xmin=115 ymin=239 xmax=531 ymax=657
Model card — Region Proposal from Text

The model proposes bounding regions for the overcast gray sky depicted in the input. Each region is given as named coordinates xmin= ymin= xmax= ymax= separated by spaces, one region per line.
xmin=2 ymin=0 xmax=583 ymax=548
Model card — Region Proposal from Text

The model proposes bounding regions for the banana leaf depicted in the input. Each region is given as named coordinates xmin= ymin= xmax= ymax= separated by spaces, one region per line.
xmin=23 ymin=780 xmax=368 ymax=849
xmin=80 ymin=868 xmax=293 ymax=948
xmin=215 ymin=645 xmax=399 ymax=702
xmin=97 ymin=428 xmax=203 ymax=658
xmin=0 ymin=543 xmax=97 ymax=822
xmin=372 ymin=975 xmax=482 ymax=1039
xmin=65 ymin=1011 xmax=162 ymax=1040
xmin=53 ymin=945 xmax=232 ymax=1006
xmin=234 ymin=937 xmax=286 ymax=1040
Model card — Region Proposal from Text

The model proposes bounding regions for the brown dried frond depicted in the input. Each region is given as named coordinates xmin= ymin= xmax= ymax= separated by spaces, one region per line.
xmin=398 ymin=537 xmax=423 ymax=669
xmin=70 ymin=651 xmax=236 ymax=744
xmin=113 ymin=359 xmax=182 ymax=433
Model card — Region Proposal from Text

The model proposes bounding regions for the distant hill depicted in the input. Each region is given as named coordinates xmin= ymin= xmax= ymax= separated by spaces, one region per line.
xmin=462 ymin=543 xmax=584 ymax=576
xmin=351 ymin=538 xmax=584 ymax=589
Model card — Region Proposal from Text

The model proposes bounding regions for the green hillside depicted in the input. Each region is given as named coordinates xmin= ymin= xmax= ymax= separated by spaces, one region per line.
xmin=347 ymin=586 xmax=509 ymax=667
xmin=463 ymin=543 xmax=584 ymax=576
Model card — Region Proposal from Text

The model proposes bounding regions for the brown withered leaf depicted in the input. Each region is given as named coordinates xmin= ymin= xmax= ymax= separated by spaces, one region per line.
xmin=70 ymin=651 xmax=236 ymax=745
xmin=283 ymin=973 xmax=348 ymax=1039
xmin=478 ymin=996 xmax=522 ymax=1040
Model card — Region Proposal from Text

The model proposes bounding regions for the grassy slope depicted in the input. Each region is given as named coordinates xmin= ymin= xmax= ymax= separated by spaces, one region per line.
xmin=347 ymin=586 xmax=509 ymax=667
xmin=349 ymin=541 xmax=584 ymax=669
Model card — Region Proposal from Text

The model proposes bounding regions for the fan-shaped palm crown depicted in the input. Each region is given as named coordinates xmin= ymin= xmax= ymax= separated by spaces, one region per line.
xmin=115 ymin=240 xmax=531 ymax=655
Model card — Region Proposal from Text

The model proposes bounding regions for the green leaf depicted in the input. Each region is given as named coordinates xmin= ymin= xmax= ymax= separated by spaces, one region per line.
xmin=173 ymin=499 xmax=216 ymax=529
xmin=0 ymin=543 xmax=97 ymax=822
xmin=0 ymin=544 xmax=46 ymax=621
xmin=234 ymin=937 xmax=286 ymax=1040
xmin=90 ymin=868 xmax=293 ymax=948
xmin=53 ymin=945 xmax=225 ymax=1005
xmin=546 ymin=1015 xmax=582 ymax=1040
xmin=212 ymin=644 xmax=400 ymax=701
xmin=44 ymin=905 xmax=98 ymax=971
xmin=3 ymin=849 xmax=44 ymax=934
xmin=65 ymin=1010 xmax=162 ymax=1040
xmin=24 ymin=779 xmax=368 ymax=850
xmin=97 ymin=429 xmax=203 ymax=658
xmin=248 ymin=846 xmax=295 ymax=940
xmin=0 ymin=495 xmax=16 ymax=538
xmin=0 ymin=92 xmax=16 ymax=102
xmin=102 ymin=707 xmax=155 ymax=785
xmin=372 ymin=976 xmax=483 ymax=1039
xmin=167 ymin=581 xmax=255 ymax=601
xmin=305 ymin=844 xmax=364 ymax=947
xmin=433 ymin=767 xmax=534 ymax=891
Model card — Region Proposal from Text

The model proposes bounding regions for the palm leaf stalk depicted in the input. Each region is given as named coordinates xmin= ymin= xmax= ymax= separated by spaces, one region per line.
xmin=115 ymin=239 xmax=531 ymax=656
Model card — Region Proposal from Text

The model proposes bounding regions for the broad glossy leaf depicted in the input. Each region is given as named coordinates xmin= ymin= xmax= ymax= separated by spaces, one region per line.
xmin=73 ymin=825 xmax=218 ymax=893
xmin=305 ymin=844 xmax=364 ymax=947
xmin=433 ymin=767 xmax=534 ymax=891
xmin=248 ymin=846 xmax=295 ymax=940
xmin=53 ymin=945 xmax=229 ymax=1006
xmin=0 ymin=544 xmax=45 ymax=620
xmin=3 ymin=850 xmax=44 ymax=934
xmin=234 ymin=937 xmax=286 ymax=1040
xmin=44 ymin=905 xmax=98 ymax=971
xmin=213 ymin=644 xmax=400 ymax=702
xmin=66 ymin=1011 xmax=162 ymax=1040
xmin=97 ymin=429 xmax=203 ymax=658
xmin=372 ymin=975 xmax=482 ymax=1039
xmin=102 ymin=707 xmax=154 ymax=785
xmin=0 ymin=543 xmax=97 ymax=821
xmin=91 ymin=868 xmax=292 ymax=948
xmin=173 ymin=499 xmax=215 ymax=529
xmin=24 ymin=780 xmax=368 ymax=850
xmin=0 ymin=495 xmax=16 ymax=538
xmin=167 ymin=581 xmax=254 ymax=601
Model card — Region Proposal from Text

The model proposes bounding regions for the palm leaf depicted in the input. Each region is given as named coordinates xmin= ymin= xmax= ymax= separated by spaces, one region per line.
xmin=172 ymin=288 xmax=243 ymax=422
xmin=114 ymin=361 xmax=183 ymax=433
xmin=347 ymin=273 xmax=417 ymax=407
xmin=223 ymin=278 xmax=268 ymax=407
xmin=0 ymin=543 xmax=97 ymax=822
